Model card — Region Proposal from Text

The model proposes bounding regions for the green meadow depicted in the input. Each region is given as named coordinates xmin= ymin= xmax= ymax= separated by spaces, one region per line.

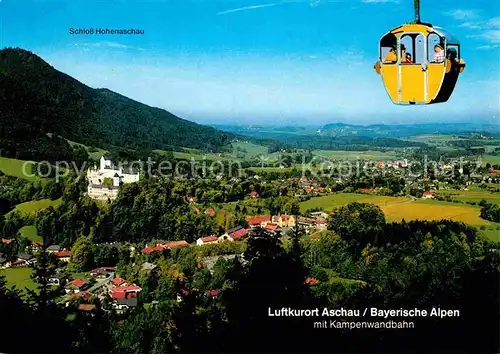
xmin=9 ymin=198 xmax=62 ymax=215
xmin=0 ymin=157 xmax=38 ymax=181
xmin=19 ymin=225 xmax=43 ymax=244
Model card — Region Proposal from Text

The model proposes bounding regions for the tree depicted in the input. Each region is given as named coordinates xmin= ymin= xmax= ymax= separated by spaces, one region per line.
xmin=70 ymin=236 xmax=95 ymax=272
xmin=327 ymin=202 xmax=386 ymax=249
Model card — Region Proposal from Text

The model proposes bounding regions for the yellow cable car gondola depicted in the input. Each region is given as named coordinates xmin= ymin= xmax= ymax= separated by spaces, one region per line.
xmin=374 ymin=0 xmax=466 ymax=105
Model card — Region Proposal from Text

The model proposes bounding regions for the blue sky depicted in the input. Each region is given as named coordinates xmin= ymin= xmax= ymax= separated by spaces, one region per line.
xmin=0 ymin=0 xmax=498 ymax=126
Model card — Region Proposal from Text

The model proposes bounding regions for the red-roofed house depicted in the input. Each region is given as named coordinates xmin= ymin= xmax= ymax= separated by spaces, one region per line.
xmin=246 ymin=215 xmax=271 ymax=228
xmin=315 ymin=220 xmax=327 ymax=230
xmin=249 ymin=191 xmax=259 ymax=199
xmin=78 ymin=304 xmax=96 ymax=312
xmin=111 ymin=277 xmax=127 ymax=287
xmin=68 ymin=279 xmax=89 ymax=293
xmin=305 ymin=277 xmax=320 ymax=285
xmin=55 ymin=251 xmax=71 ymax=262
xmin=311 ymin=235 xmax=321 ymax=241
xmin=359 ymin=188 xmax=374 ymax=194
xmin=110 ymin=285 xmax=141 ymax=299
xmin=489 ymin=168 xmax=500 ymax=174
xmin=204 ymin=208 xmax=216 ymax=216
xmin=141 ymin=247 xmax=155 ymax=255
xmin=218 ymin=226 xmax=249 ymax=242
xmin=208 ymin=289 xmax=219 ymax=297
xmin=91 ymin=267 xmax=115 ymax=278
xmin=230 ymin=228 xmax=248 ymax=240
xmin=196 ymin=235 xmax=218 ymax=246
xmin=154 ymin=245 xmax=165 ymax=252
xmin=2 ymin=238 xmax=15 ymax=245
xmin=265 ymin=223 xmax=280 ymax=232
xmin=422 ymin=191 xmax=434 ymax=199
xmin=162 ymin=241 xmax=189 ymax=249
xmin=68 ymin=291 xmax=92 ymax=301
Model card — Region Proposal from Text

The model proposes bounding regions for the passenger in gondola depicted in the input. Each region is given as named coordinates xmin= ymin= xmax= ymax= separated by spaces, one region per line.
xmin=403 ymin=52 xmax=412 ymax=64
xmin=433 ymin=44 xmax=445 ymax=63
xmin=446 ymin=48 xmax=457 ymax=63
xmin=384 ymin=45 xmax=397 ymax=63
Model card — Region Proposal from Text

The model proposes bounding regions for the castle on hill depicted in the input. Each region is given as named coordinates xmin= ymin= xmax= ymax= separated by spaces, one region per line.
xmin=87 ymin=156 xmax=140 ymax=201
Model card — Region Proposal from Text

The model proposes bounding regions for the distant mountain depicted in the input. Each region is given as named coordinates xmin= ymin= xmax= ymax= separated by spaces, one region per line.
xmin=321 ymin=122 xmax=500 ymax=138
xmin=0 ymin=48 xmax=234 ymax=161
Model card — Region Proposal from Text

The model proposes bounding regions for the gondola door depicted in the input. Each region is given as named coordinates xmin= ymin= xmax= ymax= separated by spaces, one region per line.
xmin=398 ymin=33 xmax=426 ymax=104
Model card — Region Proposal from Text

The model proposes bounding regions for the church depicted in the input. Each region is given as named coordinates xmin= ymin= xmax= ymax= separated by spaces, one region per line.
xmin=87 ymin=156 xmax=140 ymax=201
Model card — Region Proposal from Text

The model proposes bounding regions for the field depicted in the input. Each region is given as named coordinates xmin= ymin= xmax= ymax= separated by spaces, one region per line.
xmin=482 ymin=155 xmax=500 ymax=166
xmin=231 ymin=141 xmax=268 ymax=157
xmin=300 ymin=193 xmax=499 ymax=241
xmin=299 ymin=193 xmax=410 ymax=213
xmin=381 ymin=199 xmax=488 ymax=225
xmin=404 ymin=134 xmax=465 ymax=144
xmin=0 ymin=267 xmax=36 ymax=292
xmin=0 ymin=157 xmax=38 ymax=181
xmin=435 ymin=189 xmax=500 ymax=205
xmin=19 ymin=225 xmax=43 ymax=243
xmin=312 ymin=150 xmax=398 ymax=161
xmin=9 ymin=198 xmax=62 ymax=215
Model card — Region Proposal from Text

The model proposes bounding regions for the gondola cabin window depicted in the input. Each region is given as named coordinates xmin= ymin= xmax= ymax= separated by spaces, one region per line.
xmin=428 ymin=33 xmax=445 ymax=64
xmin=380 ymin=33 xmax=397 ymax=64
xmin=400 ymin=33 xmax=425 ymax=64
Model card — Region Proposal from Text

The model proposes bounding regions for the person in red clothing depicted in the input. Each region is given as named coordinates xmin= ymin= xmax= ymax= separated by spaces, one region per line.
xmin=402 ymin=52 xmax=412 ymax=64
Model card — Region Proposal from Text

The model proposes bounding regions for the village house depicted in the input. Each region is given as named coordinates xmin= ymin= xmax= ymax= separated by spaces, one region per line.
xmin=271 ymin=214 xmax=296 ymax=228
xmin=204 ymin=208 xmax=216 ymax=217
xmin=65 ymin=292 xmax=92 ymax=305
xmin=218 ymin=226 xmax=249 ymax=242
xmin=90 ymin=267 xmax=115 ymax=278
xmin=246 ymin=215 xmax=271 ymax=228
xmin=14 ymin=253 xmax=36 ymax=266
xmin=309 ymin=211 xmax=329 ymax=221
xmin=162 ymin=240 xmax=190 ymax=249
xmin=46 ymin=245 xmax=61 ymax=253
xmin=422 ymin=191 xmax=434 ymax=199
xmin=108 ymin=278 xmax=142 ymax=313
xmin=141 ymin=240 xmax=189 ymax=254
xmin=67 ymin=279 xmax=90 ymax=294
xmin=87 ymin=156 xmax=140 ymax=201
xmin=141 ymin=262 xmax=159 ymax=273
xmin=265 ymin=223 xmax=281 ymax=234
xmin=196 ymin=235 xmax=218 ymax=246
xmin=315 ymin=220 xmax=327 ymax=231
xmin=78 ymin=304 xmax=96 ymax=313
xmin=54 ymin=250 xmax=71 ymax=262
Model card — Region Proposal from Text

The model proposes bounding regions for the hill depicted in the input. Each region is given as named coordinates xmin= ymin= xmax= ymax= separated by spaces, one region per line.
xmin=0 ymin=47 xmax=234 ymax=162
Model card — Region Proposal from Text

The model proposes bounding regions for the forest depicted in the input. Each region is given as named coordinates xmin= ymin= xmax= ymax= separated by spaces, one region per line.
xmin=0 ymin=201 xmax=498 ymax=353
xmin=0 ymin=48 xmax=235 ymax=159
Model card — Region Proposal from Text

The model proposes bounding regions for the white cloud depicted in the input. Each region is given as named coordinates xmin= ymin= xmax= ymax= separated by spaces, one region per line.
xmin=71 ymin=41 xmax=139 ymax=50
xmin=445 ymin=9 xmax=480 ymax=20
xmin=217 ymin=2 xmax=284 ymax=15
xmin=487 ymin=17 xmax=500 ymax=27
xmin=459 ymin=22 xmax=481 ymax=29
xmin=480 ymin=29 xmax=500 ymax=44
xmin=476 ymin=44 xmax=499 ymax=50
xmin=361 ymin=0 xmax=398 ymax=3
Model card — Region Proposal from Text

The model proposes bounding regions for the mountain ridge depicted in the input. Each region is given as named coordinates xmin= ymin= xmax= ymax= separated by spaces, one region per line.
xmin=0 ymin=47 xmax=235 ymax=162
